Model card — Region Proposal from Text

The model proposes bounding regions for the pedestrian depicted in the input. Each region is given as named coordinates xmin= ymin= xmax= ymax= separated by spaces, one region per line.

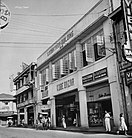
xmin=41 ymin=116 xmax=45 ymax=130
xmin=117 ymin=113 xmax=128 ymax=136
xmin=104 ymin=110 xmax=111 ymax=132
xmin=47 ymin=116 xmax=51 ymax=129
xmin=62 ymin=115 xmax=66 ymax=128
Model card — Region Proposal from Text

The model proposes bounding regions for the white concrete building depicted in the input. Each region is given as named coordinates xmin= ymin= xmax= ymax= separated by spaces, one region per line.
xmin=36 ymin=0 xmax=124 ymax=130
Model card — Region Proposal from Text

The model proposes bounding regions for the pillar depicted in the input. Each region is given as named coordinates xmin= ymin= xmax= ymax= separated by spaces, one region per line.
xmin=50 ymin=97 xmax=56 ymax=127
xmin=78 ymin=87 xmax=89 ymax=128
xmin=24 ymin=107 xmax=28 ymax=124
xmin=17 ymin=109 xmax=20 ymax=125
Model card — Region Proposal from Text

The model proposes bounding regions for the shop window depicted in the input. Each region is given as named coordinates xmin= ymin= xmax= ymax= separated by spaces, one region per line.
xmin=88 ymin=102 xmax=103 ymax=126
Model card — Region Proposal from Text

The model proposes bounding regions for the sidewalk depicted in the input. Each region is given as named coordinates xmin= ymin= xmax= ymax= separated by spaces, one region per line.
xmin=52 ymin=126 xmax=132 ymax=135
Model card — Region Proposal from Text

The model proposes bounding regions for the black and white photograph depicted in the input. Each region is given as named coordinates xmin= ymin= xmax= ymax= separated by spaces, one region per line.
xmin=0 ymin=0 xmax=132 ymax=137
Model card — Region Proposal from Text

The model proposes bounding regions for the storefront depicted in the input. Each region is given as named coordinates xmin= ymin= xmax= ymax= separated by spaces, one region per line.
xmin=82 ymin=68 xmax=113 ymax=127
xmin=86 ymin=82 xmax=112 ymax=127
xmin=55 ymin=90 xmax=80 ymax=127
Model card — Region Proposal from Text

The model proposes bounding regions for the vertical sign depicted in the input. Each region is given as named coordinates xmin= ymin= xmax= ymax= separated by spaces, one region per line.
xmin=122 ymin=0 xmax=132 ymax=62
xmin=0 ymin=2 xmax=11 ymax=29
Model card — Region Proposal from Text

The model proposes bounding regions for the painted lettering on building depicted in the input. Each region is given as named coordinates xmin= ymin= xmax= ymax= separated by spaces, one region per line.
xmin=82 ymin=68 xmax=107 ymax=84
xmin=47 ymin=31 xmax=74 ymax=57
xmin=57 ymin=78 xmax=74 ymax=91
xmin=122 ymin=0 xmax=132 ymax=62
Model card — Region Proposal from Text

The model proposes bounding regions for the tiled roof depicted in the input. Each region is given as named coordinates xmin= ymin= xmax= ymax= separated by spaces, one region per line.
xmin=0 ymin=93 xmax=16 ymax=101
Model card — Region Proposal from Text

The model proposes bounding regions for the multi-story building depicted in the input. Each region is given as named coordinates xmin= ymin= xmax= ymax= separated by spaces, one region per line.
xmin=13 ymin=62 xmax=37 ymax=126
xmin=36 ymin=0 xmax=125 ymax=131
xmin=109 ymin=0 xmax=132 ymax=131
xmin=0 ymin=93 xmax=17 ymax=126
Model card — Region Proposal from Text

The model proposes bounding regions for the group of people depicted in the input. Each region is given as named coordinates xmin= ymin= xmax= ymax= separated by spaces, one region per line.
xmin=104 ymin=111 xmax=128 ymax=135
xmin=36 ymin=115 xmax=51 ymax=130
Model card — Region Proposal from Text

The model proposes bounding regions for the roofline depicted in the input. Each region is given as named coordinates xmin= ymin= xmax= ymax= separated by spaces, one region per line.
xmin=37 ymin=0 xmax=103 ymax=60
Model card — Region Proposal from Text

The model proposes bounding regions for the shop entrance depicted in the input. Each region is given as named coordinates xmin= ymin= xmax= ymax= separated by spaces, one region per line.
xmin=55 ymin=92 xmax=80 ymax=127
xmin=87 ymin=99 xmax=112 ymax=127
xmin=27 ymin=106 xmax=34 ymax=125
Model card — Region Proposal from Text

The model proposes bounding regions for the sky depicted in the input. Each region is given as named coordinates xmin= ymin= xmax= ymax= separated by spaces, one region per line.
xmin=0 ymin=0 xmax=99 ymax=94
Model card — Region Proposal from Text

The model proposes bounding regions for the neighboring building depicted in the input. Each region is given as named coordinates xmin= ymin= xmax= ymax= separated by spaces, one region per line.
xmin=0 ymin=93 xmax=17 ymax=126
xmin=109 ymin=1 xmax=132 ymax=131
xmin=36 ymin=0 xmax=125 ymax=130
xmin=13 ymin=62 xmax=37 ymax=126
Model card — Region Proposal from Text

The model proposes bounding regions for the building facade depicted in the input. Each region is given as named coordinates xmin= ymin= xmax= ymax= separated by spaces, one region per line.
xmin=36 ymin=0 xmax=125 ymax=130
xmin=110 ymin=1 xmax=132 ymax=131
xmin=0 ymin=93 xmax=17 ymax=126
xmin=13 ymin=62 xmax=37 ymax=126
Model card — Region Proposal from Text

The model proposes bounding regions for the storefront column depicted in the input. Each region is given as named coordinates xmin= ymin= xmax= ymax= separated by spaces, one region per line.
xmin=107 ymin=56 xmax=123 ymax=127
xmin=24 ymin=107 xmax=28 ymax=124
xmin=78 ymin=87 xmax=89 ymax=128
xmin=50 ymin=97 xmax=56 ymax=127
xmin=75 ymin=42 xmax=82 ymax=70
xmin=17 ymin=109 xmax=20 ymax=125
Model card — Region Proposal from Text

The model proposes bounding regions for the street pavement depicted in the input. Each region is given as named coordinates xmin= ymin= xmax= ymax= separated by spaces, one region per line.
xmin=0 ymin=126 xmax=132 ymax=138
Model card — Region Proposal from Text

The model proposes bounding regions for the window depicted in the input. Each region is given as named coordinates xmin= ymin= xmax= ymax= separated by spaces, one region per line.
xmin=40 ymin=68 xmax=49 ymax=86
xmin=52 ymin=50 xmax=77 ymax=81
xmin=52 ymin=61 xmax=60 ymax=80
xmin=82 ymin=29 xmax=106 ymax=66
xmin=69 ymin=50 xmax=77 ymax=73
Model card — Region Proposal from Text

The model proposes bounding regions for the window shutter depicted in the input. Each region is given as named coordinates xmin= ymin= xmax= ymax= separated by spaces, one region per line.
xmin=45 ymin=68 xmax=49 ymax=84
xmin=60 ymin=59 xmax=64 ymax=75
xmin=52 ymin=64 xmax=56 ymax=80
xmin=96 ymin=36 xmax=106 ymax=57
xmin=85 ymin=43 xmax=94 ymax=62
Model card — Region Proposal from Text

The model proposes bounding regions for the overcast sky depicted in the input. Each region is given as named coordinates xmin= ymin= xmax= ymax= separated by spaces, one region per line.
xmin=0 ymin=0 xmax=99 ymax=94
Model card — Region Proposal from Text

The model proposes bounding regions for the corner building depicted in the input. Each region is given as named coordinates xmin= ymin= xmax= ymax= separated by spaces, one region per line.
xmin=36 ymin=0 xmax=124 ymax=130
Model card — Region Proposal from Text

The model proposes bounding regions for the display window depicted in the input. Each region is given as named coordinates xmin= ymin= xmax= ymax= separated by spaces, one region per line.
xmin=88 ymin=102 xmax=103 ymax=126
xmin=88 ymin=99 xmax=112 ymax=127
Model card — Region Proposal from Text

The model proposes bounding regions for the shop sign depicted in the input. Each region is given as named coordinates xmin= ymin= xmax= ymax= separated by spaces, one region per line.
xmin=125 ymin=69 xmax=132 ymax=85
xmin=122 ymin=0 xmax=132 ymax=62
xmin=82 ymin=73 xmax=93 ymax=84
xmin=0 ymin=111 xmax=14 ymax=115
xmin=94 ymin=68 xmax=107 ymax=80
xmin=57 ymin=78 xmax=74 ymax=91
xmin=120 ymin=60 xmax=132 ymax=71
xmin=82 ymin=68 xmax=107 ymax=84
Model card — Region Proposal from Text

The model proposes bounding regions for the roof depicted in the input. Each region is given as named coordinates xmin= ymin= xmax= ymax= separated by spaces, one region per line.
xmin=0 ymin=93 xmax=16 ymax=101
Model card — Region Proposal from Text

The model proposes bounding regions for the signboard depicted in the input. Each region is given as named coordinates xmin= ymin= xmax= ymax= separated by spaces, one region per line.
xmin=122 ymin=0 xmax=132 ymax=62
xmin=125 ymin=69 xmax=132 ymax=85
xmin=82 ymin=68 xmax=108 ymax=84
xmin=0 ymin=2 xmax=11 ymax=29
xmin=56 ymin=78 xmax=74 ymax=91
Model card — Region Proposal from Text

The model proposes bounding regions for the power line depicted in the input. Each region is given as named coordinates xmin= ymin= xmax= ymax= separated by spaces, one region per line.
xmin=12 ymin=13 xmax=85 ymax=17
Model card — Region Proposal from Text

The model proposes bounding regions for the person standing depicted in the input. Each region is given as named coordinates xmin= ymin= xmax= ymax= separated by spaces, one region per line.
xmin=117 ymin=113 xmax=128 ymax=136
xmin=62 ymin=115 xmax=66 ymax=128
xmin=104 ymin=110 xmax=111 ymax=132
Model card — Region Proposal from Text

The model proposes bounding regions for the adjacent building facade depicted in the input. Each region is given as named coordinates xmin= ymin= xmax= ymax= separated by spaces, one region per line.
xmin=109 ymin=0 xmax=132 ymax=131
xmin=13 ymin=62 xmax=37 ymax=126
xmin=36 ymin=0 xmax=125 ymax=130
xmin=0 ymin=93 xmax=17 ymax=126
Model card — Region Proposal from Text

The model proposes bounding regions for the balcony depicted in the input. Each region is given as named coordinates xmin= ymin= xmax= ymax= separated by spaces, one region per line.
xmin=17 ymin=98 xmax=35 ymax=108
xmin=16 ymin=85 xmax=30 ymax=95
